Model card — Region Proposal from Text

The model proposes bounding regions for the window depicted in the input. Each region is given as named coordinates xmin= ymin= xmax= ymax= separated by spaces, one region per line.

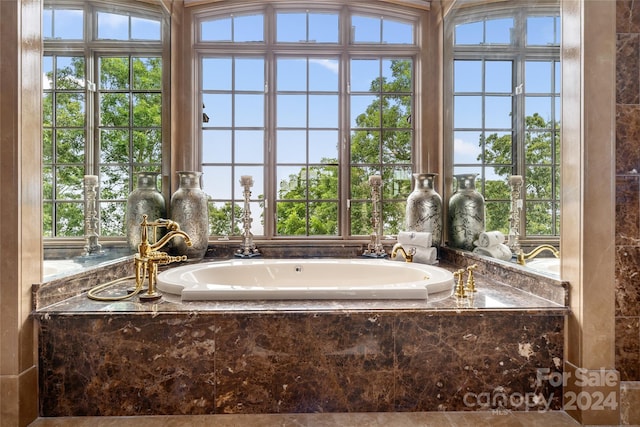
xmin=43 ymin=1 xmax=165 ymax=239
xmin=198 ymin=5 xmax=419 ymax=239
xmin=448 ymin=7 xmax=560 ymax=240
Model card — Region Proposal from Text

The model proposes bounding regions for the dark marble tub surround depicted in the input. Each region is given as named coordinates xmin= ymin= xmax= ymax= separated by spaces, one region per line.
xmin=34 ymin=244 xmax=568 ymax=417
xmin=35 ymin=265 xmax=567 ymax=416
xmin=37 ymin=308 xmax=564 ymax=416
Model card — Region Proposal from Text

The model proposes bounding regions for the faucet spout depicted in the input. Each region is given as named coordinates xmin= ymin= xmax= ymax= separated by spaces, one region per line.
xmin=516 ymin=244 xmax=560 ymax=265
xmin=391 ymin=243 xmax=414 ymax=262
xmin=135 ymin=215 xmax=193 ymax=301
xmin=150 ymin=227 xmax=192 ymax=252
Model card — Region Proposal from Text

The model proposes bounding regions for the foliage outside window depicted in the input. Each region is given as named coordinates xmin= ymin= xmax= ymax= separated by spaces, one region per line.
xmin=198 ymin=5 xmax=418 ymax=238
xmin=449 ymin=7 xmax=561 ymax=240
xmin=43 ymin=1 xmax=164 ymax=239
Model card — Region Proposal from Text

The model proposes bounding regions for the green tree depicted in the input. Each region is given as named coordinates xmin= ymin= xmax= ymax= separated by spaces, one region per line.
xmin=273 ymin=59 xmax=412 ymax=237
xmin=43 ymin=56 xmax=86 ymax=237
xmin=483 ymin=112 xmax=560 ymax=236
xmin=43 ymin=55 xmax=163 ymax=238
xmin=275 ymin=166 xmax=339 ymax=235
xmin=209 ymin=202 xmax=243 ymax=236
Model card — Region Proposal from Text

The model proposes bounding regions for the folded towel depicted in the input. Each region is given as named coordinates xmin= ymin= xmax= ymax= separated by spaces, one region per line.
xmin=393 ymin=246 xmax=438 ymax=264
xmin=413 ymin=247 xmax=438 ymax=264
xmin=397 ymin=231 xmax=432 ymax=248
xmin=472 ymin=243 xmax=512 ymax=261
xmin=474 ymin=231 xmax=506 ymax=248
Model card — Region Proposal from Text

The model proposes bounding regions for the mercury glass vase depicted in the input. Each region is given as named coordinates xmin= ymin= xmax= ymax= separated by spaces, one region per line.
xmin=170 ymin=171 xmax=209 ymax=260
xmin=405 ymin=173 xmax=442 ymax=247
xmin=448 ymin=173 xmax=485 ymax=250
xmin=125 ymin=172 xmax=166 ymax=253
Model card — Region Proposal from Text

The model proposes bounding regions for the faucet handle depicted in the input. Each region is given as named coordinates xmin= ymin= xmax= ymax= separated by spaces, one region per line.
xmin=454 ymin=269 xmax=466 ymax=298
xmin=466 ymin=264 xmax=478 ymax=293
xmin=152 ymin=218 xmax=181 ymax=231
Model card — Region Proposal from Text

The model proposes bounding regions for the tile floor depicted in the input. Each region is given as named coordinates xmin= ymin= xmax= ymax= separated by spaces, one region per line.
xmin=29 ymin=411 xmax=585 ymax=426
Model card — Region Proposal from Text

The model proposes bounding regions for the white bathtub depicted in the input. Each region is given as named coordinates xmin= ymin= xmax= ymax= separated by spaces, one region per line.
xmin=156 ymin=258 xmax=455 ymax=301
xmin=525 ymin=258 xmax=560 ymax=275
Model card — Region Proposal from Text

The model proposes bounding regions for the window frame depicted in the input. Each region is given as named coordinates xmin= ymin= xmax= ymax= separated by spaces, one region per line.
xmin=193 ymin=2 xmax=425 ymax=241
xmin=43 ymin=0 xmax=169 ymax=246
xmin=444 ymin=3 xmax=561 ymax=245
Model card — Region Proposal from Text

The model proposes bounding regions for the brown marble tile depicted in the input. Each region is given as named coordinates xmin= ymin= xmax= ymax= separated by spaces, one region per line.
xmin=616 ymin=246 xmax=640 ymax=316
xmin=37 ymin=309 xmax=565 ymax=416
xmin=214 ymin=313 xmax=396 ymax=414
xmin=617 ymin=33 xmax=640 ymax=105
xmin=616 ymin=104 xmax=640 ymax=174
xmin=618 ymin=0 xmax=640 ymax=34
xmin=616 ymin=175 xmax=640 ymax=245
xmin=393 ymin=313 xmax=564 ymax=412
xmin=621 ymin=381 xmax=640 ymax=425
xmin=616 ymin=317 xmax=640 ymax=381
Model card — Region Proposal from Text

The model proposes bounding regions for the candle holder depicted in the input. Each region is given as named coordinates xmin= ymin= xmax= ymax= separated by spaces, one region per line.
xmin=235 ymin=175 xmax=261 ymax=258
xmin=507 ymin=175 xmax=523 ymax=253
xmin=82 ymin=175 xmax=104 ymax=256
xmin=362 ymin=175 xmax=387 ymax=258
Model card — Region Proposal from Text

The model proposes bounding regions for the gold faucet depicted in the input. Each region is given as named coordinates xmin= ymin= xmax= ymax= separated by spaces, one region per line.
xmin=465 ymin=263 xmax=478 ymax=293
xmin=453 ymin=269 xmax=466 ymax=298
xmin=391 ymin=243 xmax=415 ymax=262
xmin=135 ymin=215 xmax=192 ymax=301
xmin=516 ymin=244 xmax=560 ymax=266
xmin=87 ymin=215 xmax=193 ymax=302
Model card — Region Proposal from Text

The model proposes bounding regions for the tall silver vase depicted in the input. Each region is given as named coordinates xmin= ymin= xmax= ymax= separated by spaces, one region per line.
xmin=170 ymin=171 xmax=209 ymax=260
xmin=125 ymin=172 xmax=166 ymax=253
xmin=405 ymin=173 xmax=442 ymax=247
xmin=448 ymin=173 xmax=485 ymax=250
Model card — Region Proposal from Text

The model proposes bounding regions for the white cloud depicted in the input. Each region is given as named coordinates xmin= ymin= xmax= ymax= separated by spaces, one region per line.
xmin=310 ymin=58 xmax=339 ymax=74
xmin=454 ymin=137 xmax=480 ymax=160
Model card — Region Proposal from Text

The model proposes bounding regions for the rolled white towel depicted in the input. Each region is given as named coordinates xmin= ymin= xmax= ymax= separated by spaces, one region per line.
xmin=412 ymin=246 xmax=438 ymax=264
xmin=397 ymin=231 xmax=432 ymax=248
xmin=474 ymin=231 xmax=506 ymax=248
xmin=472 ymin=243 xmax=512 ymax=261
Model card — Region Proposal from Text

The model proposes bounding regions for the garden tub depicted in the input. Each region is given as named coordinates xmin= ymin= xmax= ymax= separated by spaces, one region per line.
xmin=156 ymin=258 xmax=455 ymax=301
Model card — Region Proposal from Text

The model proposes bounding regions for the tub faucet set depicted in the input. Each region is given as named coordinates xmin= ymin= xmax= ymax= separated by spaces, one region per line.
xmin=87 ymin=215 xmax=192 ymax=302
xmin=134 ymin=216 xmax=193 ymax=301
xmin=453 ymin=264 xmax=477 ymax=299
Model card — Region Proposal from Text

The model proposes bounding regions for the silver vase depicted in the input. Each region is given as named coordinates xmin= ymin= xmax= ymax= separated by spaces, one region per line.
xmin=448 ymin=173 xmax=485 ymax=250
xmin=125 ymin=172 xmax=166 ymax=253
xmin=405 ymin=173 xmax=442 ymax=247
xmin=170 ymin=171 xmax=209 ymax=260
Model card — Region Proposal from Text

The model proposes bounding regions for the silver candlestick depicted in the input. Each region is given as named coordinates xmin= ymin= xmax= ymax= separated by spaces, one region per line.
xmin=83 ymin=175 xmax=103 ymax=255
xmin=235 ymin=175 xmax=261 ymax=258
xmin=363 ymin=174 xmax=387 ymax=258
xmin=507 ymin=174 xmax=523 ymax=253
